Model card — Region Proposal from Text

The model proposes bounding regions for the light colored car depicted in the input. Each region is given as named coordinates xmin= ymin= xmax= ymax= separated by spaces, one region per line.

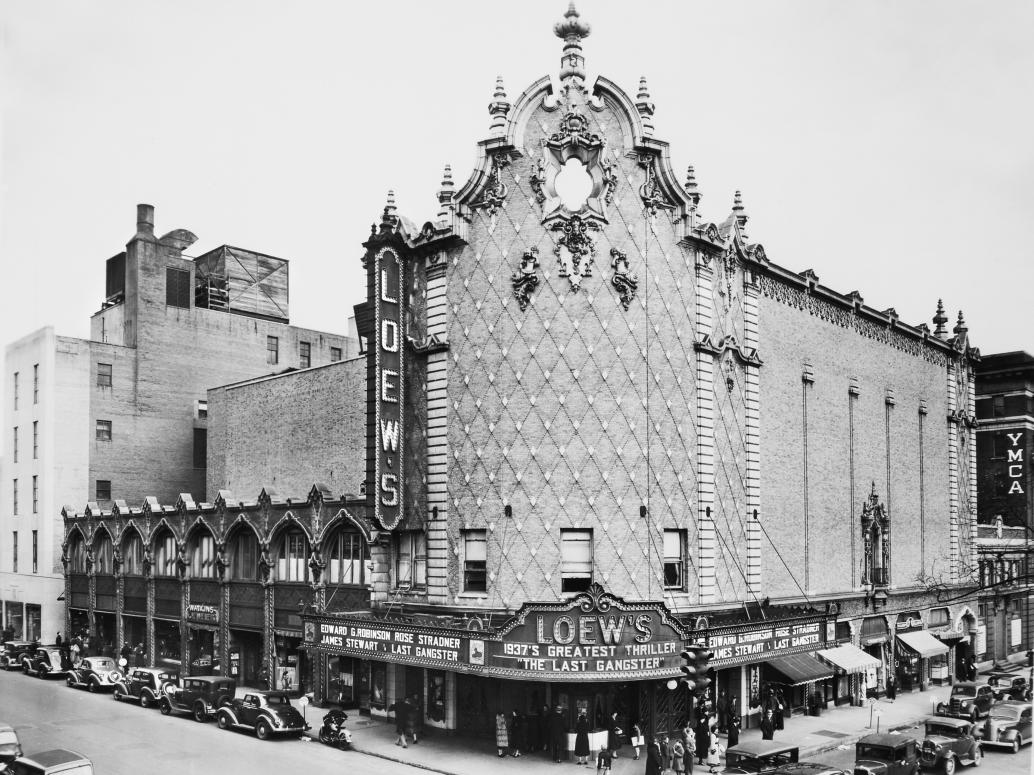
xmin=974 ymin=701 xmax=1032 ymax=753
xmin=112 ymin=667 xmax=179 ymax=708
xmin=4 ymin=749 xmax=93 ymax=775
xmin=0 ymin=724 xmax=23 ymax=769
xmin=64 ymin=657 xmax=122 ymax=692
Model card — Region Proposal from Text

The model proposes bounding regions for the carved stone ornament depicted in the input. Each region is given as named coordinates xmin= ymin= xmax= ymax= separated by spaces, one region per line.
xmin=860 ymin=482 xmax=891 ymax=586
xmin=637 ymin=154 xmax=675 ymax=217
xmin=530 ymin=157 xmax=547 ymax=205
xmin=538 ymin=110 xmax=610 ymax=222
xmin=609 ymin=247 xmax=638 ymax=310
xmin=511 ymin=247 xmax=541 ymax=311
xmin=549 ymin=111 xmax=602 ymax=147
xmin=475 ymin=153 xmax=511 ymax=216
xmin=552 ymin=215 xmax=600 ymax=291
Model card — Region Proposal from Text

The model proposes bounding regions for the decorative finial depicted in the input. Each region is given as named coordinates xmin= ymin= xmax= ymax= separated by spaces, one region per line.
xmin=953 ymin=310 xmax=968 ymax=337
xmin=684 ymin=166 xmax=700 ymax=207
xmin=437 ymin=164 xmax=454 ymax=221
xmin=381 ymin=190 xmax=398 ymax=228
xmin=488 ymin=76 xmax=510 ymax=137
xmin=732 ymin=190 xmax=748 ymax=240
xmin=554 ymin=2 xmax=591 ymax=86
xmin=932 ymin=298 xmax=948 ymax=337
xmin=635 ymin=77 xmax=655 ymax=135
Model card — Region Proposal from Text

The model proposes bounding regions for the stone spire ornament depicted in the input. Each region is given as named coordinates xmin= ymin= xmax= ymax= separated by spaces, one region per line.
xmin=953 ymin=310 xmax=968 ymax=337
xmin=437 ymin=164 xmax=454 ymax=222
xmin=684 ymin=165 xmax=701 ymax=207
xmin=554 ymin=2 xmax=591 ymax=87
xmin=932 ymin=298 xmax=948 ymax=337
xmin=635 ymin=76 xmax=655 ymax=136
xmin=733 ymin=190 xmax=748 ymax=241
xmin=488 ymin=77 xmax=510 ymax=137
xmin=380 ymin=190 xmax=398 ymax=232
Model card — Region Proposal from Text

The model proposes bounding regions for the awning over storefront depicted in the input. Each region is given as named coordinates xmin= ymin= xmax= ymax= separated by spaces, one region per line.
xmin=896 ymin=630 xmax=950 ymax=658
xmin=816 ymin=644 xmax=882 ymax=675
xmin=766 ymin=653 xmax=834 ymax=685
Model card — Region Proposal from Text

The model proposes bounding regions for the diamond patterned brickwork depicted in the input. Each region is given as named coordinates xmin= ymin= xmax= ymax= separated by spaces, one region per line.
xmin=445 ymin=89 xmax=702 ymax=609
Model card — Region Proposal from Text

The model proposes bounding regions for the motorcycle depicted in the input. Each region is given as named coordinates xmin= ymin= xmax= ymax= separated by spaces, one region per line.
xmin=318 ymin=709 xmax=352 ymax=750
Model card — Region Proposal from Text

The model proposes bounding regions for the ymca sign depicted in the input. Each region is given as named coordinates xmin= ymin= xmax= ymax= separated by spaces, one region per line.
xmin=375 ymin=247 xmax=405 ymax=530
xmin=1004 ymin=431 xmax=1025 ymax=495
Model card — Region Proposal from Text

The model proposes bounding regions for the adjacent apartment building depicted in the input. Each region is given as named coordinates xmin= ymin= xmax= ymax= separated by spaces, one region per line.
xmin=2 ymin=204 xmax=358 ymax=643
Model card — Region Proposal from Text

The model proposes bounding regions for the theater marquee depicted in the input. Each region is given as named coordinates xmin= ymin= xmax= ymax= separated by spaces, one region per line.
xmin=375 ymin=247 xmax=404 ymax=531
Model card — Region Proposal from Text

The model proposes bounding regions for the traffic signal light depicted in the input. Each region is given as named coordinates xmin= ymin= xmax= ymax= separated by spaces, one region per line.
xmin=679 ymin=644 xmax=714 ymax=703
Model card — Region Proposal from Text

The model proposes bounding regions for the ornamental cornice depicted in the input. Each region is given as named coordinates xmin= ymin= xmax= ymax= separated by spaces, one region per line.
xmin=694 ymin=333 xmax=763 ymax=367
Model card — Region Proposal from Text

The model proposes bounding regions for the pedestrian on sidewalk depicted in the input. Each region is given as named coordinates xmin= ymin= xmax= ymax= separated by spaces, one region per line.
xmin=716 ymin=689 xmax=728 ymax=733
xmin=548 ymin=704 xmax=567 ymax=762
xmin=671 ymin=737 xmax=685 ymax=774
xmin=660 ymin=735 xmax=671 ymax=770
xmin=607 ymin=711 xmax=623 ymax=758
xmin=596 ymin=745 xmax=613 ymax=775
xmin=496 ymin=710 xmax=510 ymax=757
xmin=682 ymin=729 xmax=694 ymax=774
xmin=694 ymin=717 xmax=709 ymax=766
xmin=886 ymin=675 xmax=897 ymax=701
xmin=760 ymin=708 xmax=775 ymax=741
xmin=726 ymin=713 xmax=740 ymax=749
xmin=405 ymin=694 xmax=420 ymax=744
xmin=772 ymin=689 xmax=785 ymax=730
xmin=630 ymin=723 xmax=643 ymax=760
xmin=645 ymin=738 xmax=662 ymax=775
xmin=539 ymin=704 xmax=551 ymax=752
xmin=574 ymin=711 xmax=591 ymax=764
xmin=705 ymin=730 xmax=724 ymax=775
xmin=510 ymin=709 xmax=526 ymax=757
xmin=389 ymin=696 xmax=411 ymax=748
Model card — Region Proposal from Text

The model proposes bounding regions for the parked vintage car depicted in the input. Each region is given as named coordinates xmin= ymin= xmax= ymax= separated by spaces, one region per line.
xmin=723 ymin=741 xmax=801 ymax=774
xmin=935 ymin=682 xmax=995 ymax=722
xmin=973 ymin=700 xmax=1032 ymax=753
xmin=0 ymin=724 xmax=23 ymax=769
xmin=3 ymin=749 xmax=93 ymax=775
xmin=763 ymin=765 xmax=848 ymax=775
xmin=215 ymin=691 xmax=309 ymax=740
xmin=986 ymin=672 xmax=1032 ymax=702
xmin=21 ymin=647 xmax=69 ymax=679
xmin=64 ymin=657 xmax=122 ymax=692
xmin=919 ymin=717 xmax=982 ymax=773
xmin=0 ymin=643 xmax=35 ymax=672
xmin=853 ymin=733 xmax=920 ymax=775
xmin=112 ymin=668 xmax=180 ymax=708
xmin=158 ymin=676 xmax=236 ymax=722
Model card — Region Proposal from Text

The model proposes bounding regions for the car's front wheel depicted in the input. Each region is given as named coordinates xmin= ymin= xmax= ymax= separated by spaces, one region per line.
xmin=971 ymin=746 xmax=981 ymax=767
xmin=38 ymin=666 xmax=48 ymax=679
xmin=193 ymin=702 xmax=208 ymax=723
xmin=217 ymin=713 xmax=230 ymax=730
xmin=87 ymin=679 xmax=98 ymax=693
xmin=256 ymin=720 xmax=272 ymax=741
xmin=113 ymin=687 xmax=123 ymax=702
xmin=66 ymin=676 xmax=75 ymax=688
xmin=942 ymin=755 xmax=956 ymax=775
xmin=159 ymin=700 xmax=171 ymax=716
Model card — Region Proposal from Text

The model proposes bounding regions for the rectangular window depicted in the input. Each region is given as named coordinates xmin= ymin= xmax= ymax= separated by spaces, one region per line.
xmin=196 ymin=399 xmax=208 ymax=419
xmin=193 ymin=428 xmax=208 ymax=468
xmin=32 ymin=421 xmax=37 ymax=459
xmin=96 ymin=480 xmax=112 ymax=501
xmin=33 ymin=364 xmax=38 ymax=404
xmin=12 ymin=479 xmax=17 ymax=516
xmin=663 ymin=529 xmax=686 ymax=590
xmin=267 ymin=336 xmax=279 ymax=365
xmin=462 ymin=530 xmax=488 ymax=592
xmin=330 ymin=347 xmax=342 ymax=363
xmin=32 ymin=531 xmax=37 ymax=574
xmin=395 ymin=531 xmax=427 ymax=588
xmin=561 ymin=529 xmax=593 ymax=592
xmin=12 ymin=372 xmax=18 ymax=410
xmin=96 ymin=419 xmax=112 ymax=441
xmin=11 ymin=427 xmax=16 ymax=463
xmin=32 ymin=476 xmax=38 ymax=514
xmin=12 ymin=532 xmax=17 ymax=574
xmin=165 ymin=267 xmax=191 ymax=308
xmin=97 ymin=362 xmax=112 ymax=387
xmin=299 ymin=341 xmax=311 ymax=369
xmin=992 ymin=395 xmax=1005 ymax=417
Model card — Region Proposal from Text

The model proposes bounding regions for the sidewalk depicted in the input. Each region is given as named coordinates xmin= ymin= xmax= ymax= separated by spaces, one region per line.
xmin=330 ymin=685 xmax=949 ymax=775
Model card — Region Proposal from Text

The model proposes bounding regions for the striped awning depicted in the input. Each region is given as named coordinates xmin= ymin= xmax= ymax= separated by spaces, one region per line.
xmin=816 ymin=644 xmax=882 ymax=675
xmin=766 ymin=653 xmax=834 ymax=686
xmin=896 ymin=630 xmax=950 ymax=658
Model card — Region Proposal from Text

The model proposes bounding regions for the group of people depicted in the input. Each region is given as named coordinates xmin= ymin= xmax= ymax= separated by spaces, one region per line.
xmin=641 ymin=715 xmax=727 ymax=775
xmin=494 ymin=704 xmax=571 ymax=761
xmin=389 ymin=694 xmax=421 ymax=748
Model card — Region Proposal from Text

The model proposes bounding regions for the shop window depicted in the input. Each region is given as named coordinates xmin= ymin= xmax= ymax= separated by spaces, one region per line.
xmin=663 ymin=529 xmax=686 ymax=589
xmin=229 ymin=529 xmax=259 ymax=581
xmin=326 ymin=528 xmax=368 ymax=585
xmin=394 ymin=531 xmax=426 ymax=589
xmin=267 ymin=335 xmax=279 ymax=365
xmin=97 ymin=362 xmax=112 ymax=388
xmin=299 ymin=341 xmax=311 ymax=368
xmin=94 ymin=533 xmax=113 ymax=574
xmin=275 ymin=528 xmax=309 ymax=582
xmin=25 ymin=604 xmax=41 ymax=642
xmin=67 ymin=532 xmax=87 ymax=573
xmin=462 ymin=530 xmax=487 ymax=592
xmin=122 ymin=532 xmax=144 ymax=575
xmin=154 ymin=532 xmax=179 ymax=577
xmin=189 ymin=532 xmax=216 ymax=579
xmin=561 ymin=529 xmax=593 ymax=592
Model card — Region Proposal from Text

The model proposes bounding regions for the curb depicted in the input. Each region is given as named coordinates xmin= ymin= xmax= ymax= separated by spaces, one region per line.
xmin=797 ymin=714 xmax=929 ymax=759
xmin=351 ymin=745 xmax=462 ymax=775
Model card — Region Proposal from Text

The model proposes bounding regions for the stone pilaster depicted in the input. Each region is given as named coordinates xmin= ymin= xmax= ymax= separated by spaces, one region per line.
xmin=695 ymin=253 xmax=716 ymax=603
xmin=742 ymin=277 xmax=761 ymax=595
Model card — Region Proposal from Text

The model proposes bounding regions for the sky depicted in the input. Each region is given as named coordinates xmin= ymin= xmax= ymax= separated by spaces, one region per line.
xmin=2 ymin=0 xmax=1031 ymax=392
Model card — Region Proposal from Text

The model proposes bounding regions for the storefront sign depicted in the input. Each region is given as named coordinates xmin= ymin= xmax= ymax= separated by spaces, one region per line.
xmin=707 ymin=620 xmax=826 ymax=668
xmin=312 ymin=621 xmax=465 ymax=663
xmin=374 ymin=247 xmax=405 ymax=531
xmin=895 ymin=612 xmax=923 ymax=632
xmin=1004 ymin=431 xmax=1025 ymax=495
xmin=186 ymin=603 xmax=219 ymax=624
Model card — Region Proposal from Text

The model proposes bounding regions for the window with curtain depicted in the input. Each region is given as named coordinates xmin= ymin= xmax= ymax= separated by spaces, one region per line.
xmin=663 ymin=529 xmax=686 ymax=590
xmin=94 ymin=534 xmax=113 ymax=574
xmin=68 ymin=534 xmax=88 ymax=573
xmin=462 ymin=530 xmax=487 ymax=592
xmin=276 ymin=528 xmax=309 ymax=582
xmin=561 ymin=529 xmax=593 ymax=592
xmin=122 ymin=533 xmax=144 ymax=575
xmin=230 ymin=529 xmax=259 ymax=581
xmin=327 ymin=528 xmax=368 ymax=585
xmin=154 ymin=533 xmax=179 ymax=577
xmin=394 ymin=531 xmax=426 ymax=589
xmin=189 ymin=533 xmax=216 ymax=579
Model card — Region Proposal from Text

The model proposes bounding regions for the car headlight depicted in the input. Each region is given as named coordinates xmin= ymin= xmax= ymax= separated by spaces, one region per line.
xmin=961 ymin=701 xmax=970 ymax=708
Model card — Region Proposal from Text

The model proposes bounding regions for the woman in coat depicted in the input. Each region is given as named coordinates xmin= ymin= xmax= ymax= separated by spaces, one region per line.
xmin=645 ymin=738 xmax=662 ymax=775
xmin=694 ymin=718 xmax=710 ymax=766
xmin=671 ymin=738 xmax=686 ymax=774
xmin=726 ymin=712 xmax=740 ymax=749
xmin=510 ymin=710 xmax=525 ymax=757
xmin=495 ymin=711 xmax=510 ymax=757
xmin=705 ymin=729 xmax=724 ymax=774
xmin=607 ymin=712 xmax=622 ymax=757
xmin=574 ymin=711 xmax=591 ymax=764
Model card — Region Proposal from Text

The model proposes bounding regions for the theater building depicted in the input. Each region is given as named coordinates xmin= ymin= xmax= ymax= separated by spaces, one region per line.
xmin=63 ymin=3 xmax=983 ymax=741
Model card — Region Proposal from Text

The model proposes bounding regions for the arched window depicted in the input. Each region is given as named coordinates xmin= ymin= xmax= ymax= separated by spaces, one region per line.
xmin=93 ymin=532 xmax=114 ymax=574
xmin=122 ymin=532 xmax=144 ymax=575
xmin=153 ymin=530 xmax=179 ymax=577
xmin=275 ymin=527 xmax=308 ymax=582
xmin=325 ymin=526 xmax=369 ymax=586
xmin=188 ymin=530 xmax=216 ymax=579
xmin=228 ymin=526 xmax=259 ymax=581
xmin=68 ymin=532 xmax=87 ymax=573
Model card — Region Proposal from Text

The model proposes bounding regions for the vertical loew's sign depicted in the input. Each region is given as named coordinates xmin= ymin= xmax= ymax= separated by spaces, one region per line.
xmin=375 ymin=247 xmax=404 ymax=530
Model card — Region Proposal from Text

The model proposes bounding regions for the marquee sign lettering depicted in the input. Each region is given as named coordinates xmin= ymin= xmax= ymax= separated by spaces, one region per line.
xmin=706 ymin=620 xmax=826 ymax=667
xmin=1005 ymin=431 xmax=1025 ymax=495
xmin=375 ymin=247 xmax=404 ymax=530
